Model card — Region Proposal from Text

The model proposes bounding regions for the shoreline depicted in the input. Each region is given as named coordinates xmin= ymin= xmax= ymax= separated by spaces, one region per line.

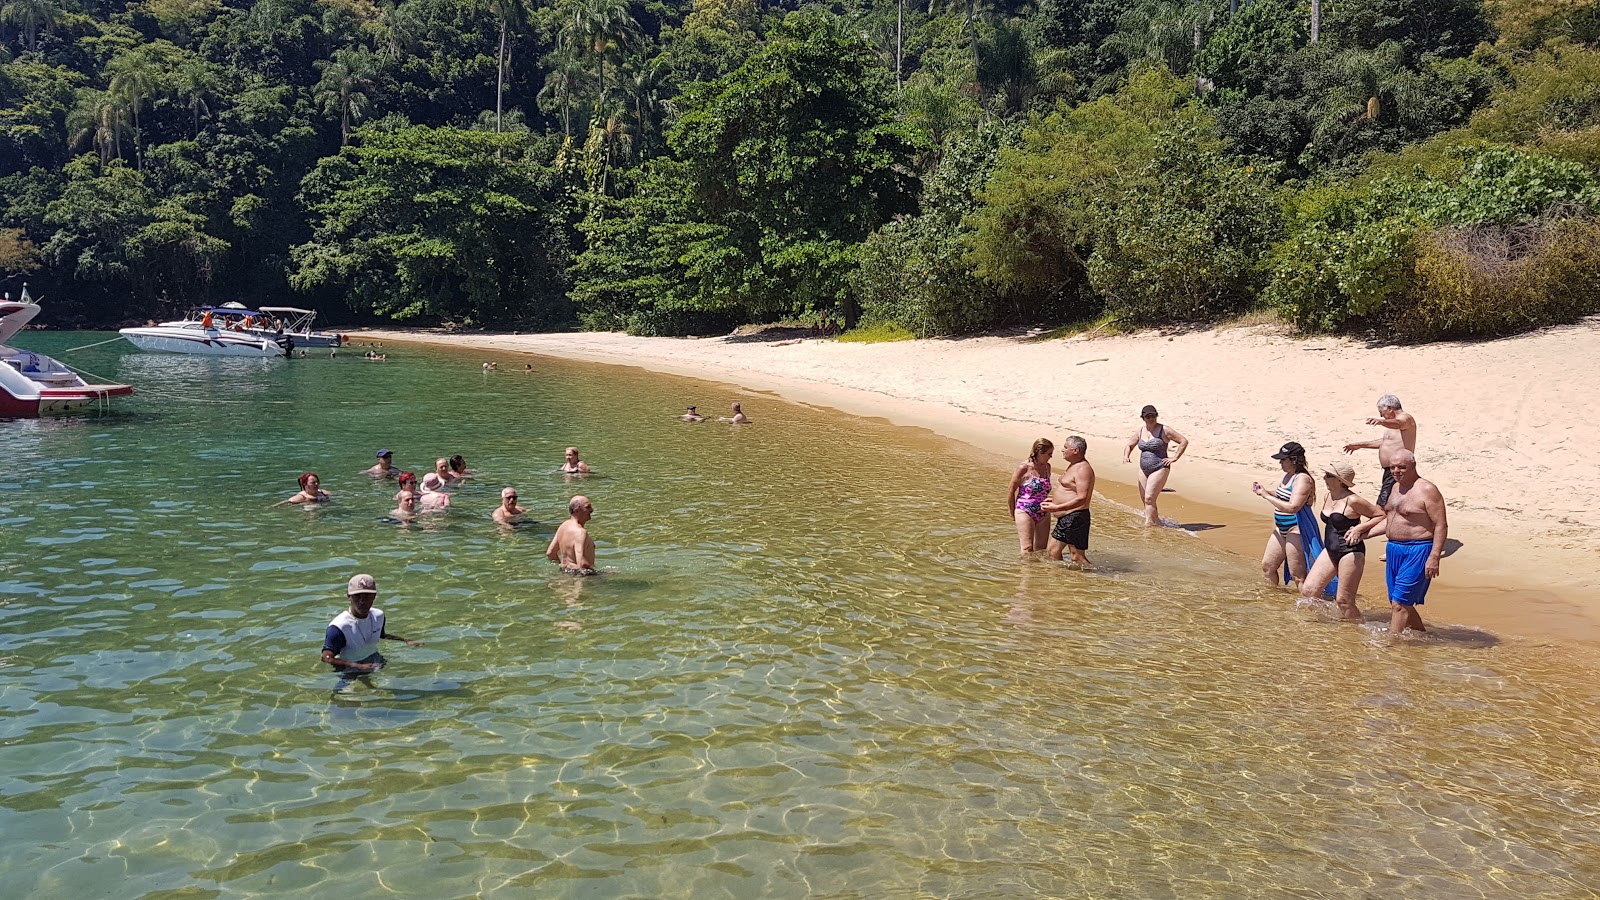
xmin=353 ymin=321 xmax=1600 ymax=645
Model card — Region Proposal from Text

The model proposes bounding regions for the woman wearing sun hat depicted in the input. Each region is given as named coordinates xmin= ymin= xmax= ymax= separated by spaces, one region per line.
xmin=1299 ymin=458 xmax=1387 ymax=622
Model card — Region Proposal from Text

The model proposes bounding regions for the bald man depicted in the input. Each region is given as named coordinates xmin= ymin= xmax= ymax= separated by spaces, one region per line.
xmin=547 ymin=495 xmax=597 ymax=575
xmin=1344 ymin=450 xmax=1446 ymax=635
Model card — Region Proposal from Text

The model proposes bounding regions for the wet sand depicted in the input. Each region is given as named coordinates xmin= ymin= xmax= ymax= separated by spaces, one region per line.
xmin=354 ymin=321 xmax=1600 ymax=644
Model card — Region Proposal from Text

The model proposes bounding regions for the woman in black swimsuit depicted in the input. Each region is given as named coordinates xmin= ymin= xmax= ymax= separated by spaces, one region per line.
xmin=1300 ymin=459 xmax=1386 ymax=623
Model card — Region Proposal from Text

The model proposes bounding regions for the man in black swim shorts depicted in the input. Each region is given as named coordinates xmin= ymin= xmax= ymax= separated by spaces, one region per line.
xmin=1045 ymin=435 xmax=1096 ymax=567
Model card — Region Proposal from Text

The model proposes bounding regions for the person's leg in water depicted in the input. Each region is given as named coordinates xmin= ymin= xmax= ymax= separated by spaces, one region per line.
xmin=1014 ymin=508 xmax=1040 ymax=555
xmin=1142 ymin=466 xmax=1171 ymax=527
xmin=1261 ymin=531 xmax=1288 ymax=588
xmin=1335 ymin=552 xmax=1365 ymax=623
xmin=1300 ymin=550 xmax=1336 ymax=602
xmin=1032 ymin=510 xmax=1050 ymax=553
xmin=1283 ymin=530 xmax=1307 ymax=588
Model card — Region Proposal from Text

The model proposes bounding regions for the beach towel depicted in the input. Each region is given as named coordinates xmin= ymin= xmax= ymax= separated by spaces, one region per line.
xmin=1284 ymin=505 xmax=1336 ymax=597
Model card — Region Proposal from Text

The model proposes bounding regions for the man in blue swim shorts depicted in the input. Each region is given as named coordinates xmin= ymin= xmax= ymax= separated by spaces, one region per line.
xmin=1343 ymin=450 xmax=1446 ymax=635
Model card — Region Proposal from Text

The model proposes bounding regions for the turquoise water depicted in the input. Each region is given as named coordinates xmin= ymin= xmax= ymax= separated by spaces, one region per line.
xmin=4 ymin=333 xmax=1600 ymax=897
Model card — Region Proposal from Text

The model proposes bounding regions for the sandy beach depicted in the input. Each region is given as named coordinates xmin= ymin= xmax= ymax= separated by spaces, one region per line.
xmin=357 ymin=319 xmax=1600 ymax=643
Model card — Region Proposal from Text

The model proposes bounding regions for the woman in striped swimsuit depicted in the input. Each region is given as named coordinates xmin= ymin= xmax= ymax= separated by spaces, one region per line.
xmin=1252 ymin=441 xmax=1316 ymax=589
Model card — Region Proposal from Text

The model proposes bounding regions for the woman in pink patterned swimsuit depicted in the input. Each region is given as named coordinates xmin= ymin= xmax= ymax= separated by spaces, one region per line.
xmin=1008 ymin=438 xmax=1055 ymax=555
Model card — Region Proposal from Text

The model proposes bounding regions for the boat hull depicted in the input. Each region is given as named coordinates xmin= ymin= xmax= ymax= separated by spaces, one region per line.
xmin=0 ymin=384 xmax=136 ymax=418
xmin=119 ymin=327 xmax=285 ymax=357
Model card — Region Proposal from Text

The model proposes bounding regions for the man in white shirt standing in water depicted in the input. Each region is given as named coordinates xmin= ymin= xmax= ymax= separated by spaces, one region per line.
xmin=321 ymin=574 xmax=423 ymax=676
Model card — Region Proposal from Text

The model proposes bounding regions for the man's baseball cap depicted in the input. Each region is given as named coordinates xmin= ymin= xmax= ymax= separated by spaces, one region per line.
xmin=376 ymin=449 xmax=392 ymax=458
xmin=347 ymin=573 xmax=377 ymax=595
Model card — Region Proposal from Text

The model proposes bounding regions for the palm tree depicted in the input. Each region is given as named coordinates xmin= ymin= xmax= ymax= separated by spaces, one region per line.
xmin=314 ymin=47 xmax=378 ymax=145
xmin=559 ymin=0 xmax=638 ymax=114
xmin=66 ymin=89 xmax=129 ymax=165
xmin=1310 ymin=0 xmax=1321 ymax=43
xmin=538 ymin=50 xmax=587 ymax=139
xmin=0 ymin=0 xmax=61 ymax=51
xmin=484 ymin=0 xmax=527 ymax=133
xmin=617 ymin=54 xmax=665 ymax=153
xmin=107 ymin=50 xmax=161 ymax=171
xmin=1104 ymin=0 xmax=1216 ymax=76
xmin=173 ymin=59 xmax=220 ymax=137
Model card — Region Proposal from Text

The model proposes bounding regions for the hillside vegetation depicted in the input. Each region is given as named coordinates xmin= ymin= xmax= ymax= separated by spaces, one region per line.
xmin=2 ymin=0 xmax=1598 ymax=339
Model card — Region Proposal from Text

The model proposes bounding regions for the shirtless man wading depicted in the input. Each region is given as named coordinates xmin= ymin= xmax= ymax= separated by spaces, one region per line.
xmin=1044 ymin=435 xmax=1096 ymax=567
xmin=547 ymin=495 xmax=597 ymax=575
xmin=1343 ymin=393 xmax=1417 ymax=507
xmin=1342 ymin=450 xmax=1446 ymax=635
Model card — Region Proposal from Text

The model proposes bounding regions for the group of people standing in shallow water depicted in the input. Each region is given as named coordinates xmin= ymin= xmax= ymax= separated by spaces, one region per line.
xmin=1010 ymin=394 xmax=1448 ymax=637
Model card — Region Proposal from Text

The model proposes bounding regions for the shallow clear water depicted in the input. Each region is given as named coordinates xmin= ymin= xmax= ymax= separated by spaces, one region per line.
xmin=4 ymin=333 xmax=1600 ymax=897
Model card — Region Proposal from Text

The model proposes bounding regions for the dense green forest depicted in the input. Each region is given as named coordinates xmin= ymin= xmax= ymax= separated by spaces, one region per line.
xmin=2 ymin=0 xmax=1598 ymax=338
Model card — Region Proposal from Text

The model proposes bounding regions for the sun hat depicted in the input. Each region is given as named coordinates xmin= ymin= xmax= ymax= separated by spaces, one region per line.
xmin=1140 ymin=404 xmax=1158 ymax=418
xmin=1322 ymin=459 xmax=1357 ymax=487
xmin=1271 ymin=441 xmax=1306 ymax=460
xmin=376 ymin=449 xmax=392 ymax=458
xmin=347 ymin=573 xmax=377 ymax=595
xmin=421 ymin=473 xmax=443 ymax=491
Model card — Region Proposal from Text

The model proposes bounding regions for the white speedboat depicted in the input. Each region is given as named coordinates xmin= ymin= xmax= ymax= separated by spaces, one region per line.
xmin=1 ymin=297 xmax=133 ymax=417
xmin=119 ymin=308 xmax=287 ymax=357
xmin=255 ymin=306 xmax=344 ymax=349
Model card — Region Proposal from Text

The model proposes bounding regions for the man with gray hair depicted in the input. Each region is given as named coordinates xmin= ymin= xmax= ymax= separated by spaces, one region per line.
xmin=1343 ymin=393 xmax=1417 ymax=507
xmin=1044 ymin=435 xmax=1095 ymax=567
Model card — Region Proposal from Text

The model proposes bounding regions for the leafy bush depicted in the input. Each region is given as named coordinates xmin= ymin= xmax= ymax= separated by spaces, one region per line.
xmin=1086 ymin=127 xmax=1282 ymax=322
xmin=1266 ymin=144 xmax=1600 ymax=332
xmin=1398 ymin=215 xmax=1600 ymax=338
xmin=853 ymin=217 xmax=1001 ymax=336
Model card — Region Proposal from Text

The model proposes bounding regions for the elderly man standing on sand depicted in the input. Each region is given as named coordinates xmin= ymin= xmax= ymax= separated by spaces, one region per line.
xmin=1343 ymin=393 xmax=1417 ymax=507
xmin=547 ymin=496 xmax=597 ymax=575
xmin=1343 ymin=450 xmax=1446 ymax=636
xmin=1043 ymin=435 xmax=1096 ymax=567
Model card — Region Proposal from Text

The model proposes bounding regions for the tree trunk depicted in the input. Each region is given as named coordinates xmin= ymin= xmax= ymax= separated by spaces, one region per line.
xmin=496 ymin=21 xmax=507 ymax=133
xmin=1310 ymin=0 xmax=1320 ymax=44
xmin=896 ymin=0 xmax=903 ymax=90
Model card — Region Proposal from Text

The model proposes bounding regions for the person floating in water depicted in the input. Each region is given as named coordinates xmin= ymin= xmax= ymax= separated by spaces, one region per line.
xmin=1342 ymin=450 xmax=1447 ymax=636
xmin=434 ymin=457 xmax=462 ymax=486
xmin=1343 ymin=393 xmax=1418 ymax=508
xmin=321 ymin=573 xmax=422 ymax=676
xmin=681 ymin=406 xmax=704 ymax=422
xmin=547 ymin=495 xmax=597 ymax=575
xmin=1044 ymin=435 xmax=1095 ymax=567
xmin=1008 ymin=438 xmax=1053 ymax=555
xmin=366 ymin=449 xmax=395 ymax=478
xmin=560 ymin=447 xmax=591 ymax=474
xmin=719 ymin=402 xmax=751 ymax=424
xmin=276 ymin=472 xmax=330 ymax=506
xmin=493 ymin=486 xmax=529 ymax=525
xmin=448 ymin=454 xmax=473 ymax=480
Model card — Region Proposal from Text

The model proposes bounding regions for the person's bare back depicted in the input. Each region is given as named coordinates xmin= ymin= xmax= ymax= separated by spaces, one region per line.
xmin=546 ymin=496 xmax=597 ymax=574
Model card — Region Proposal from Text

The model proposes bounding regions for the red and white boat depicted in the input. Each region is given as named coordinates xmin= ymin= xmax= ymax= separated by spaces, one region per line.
xmin=1 ymin=297 xmax=133 ymax=417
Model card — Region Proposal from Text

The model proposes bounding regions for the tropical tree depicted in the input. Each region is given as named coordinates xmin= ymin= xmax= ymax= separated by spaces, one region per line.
xmin=314 ymin=47 xmax=378 ymax=145
xmin=66 ymin=89 xmax=128 ymax=164
xmin=559 ymin=0 xmax=638 ymax=114
xmin=0 ymin=0 xmax=61 ymax=52
xmin=106 ymin=49 xmax=163 ymax=170
xmin=1104 ymin=0 xmax=1217 ymax=76
xmin=484 ymin=0 xmax=527 ymax=134
xmin=538 ymin=49 xmax=587 ymax=139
